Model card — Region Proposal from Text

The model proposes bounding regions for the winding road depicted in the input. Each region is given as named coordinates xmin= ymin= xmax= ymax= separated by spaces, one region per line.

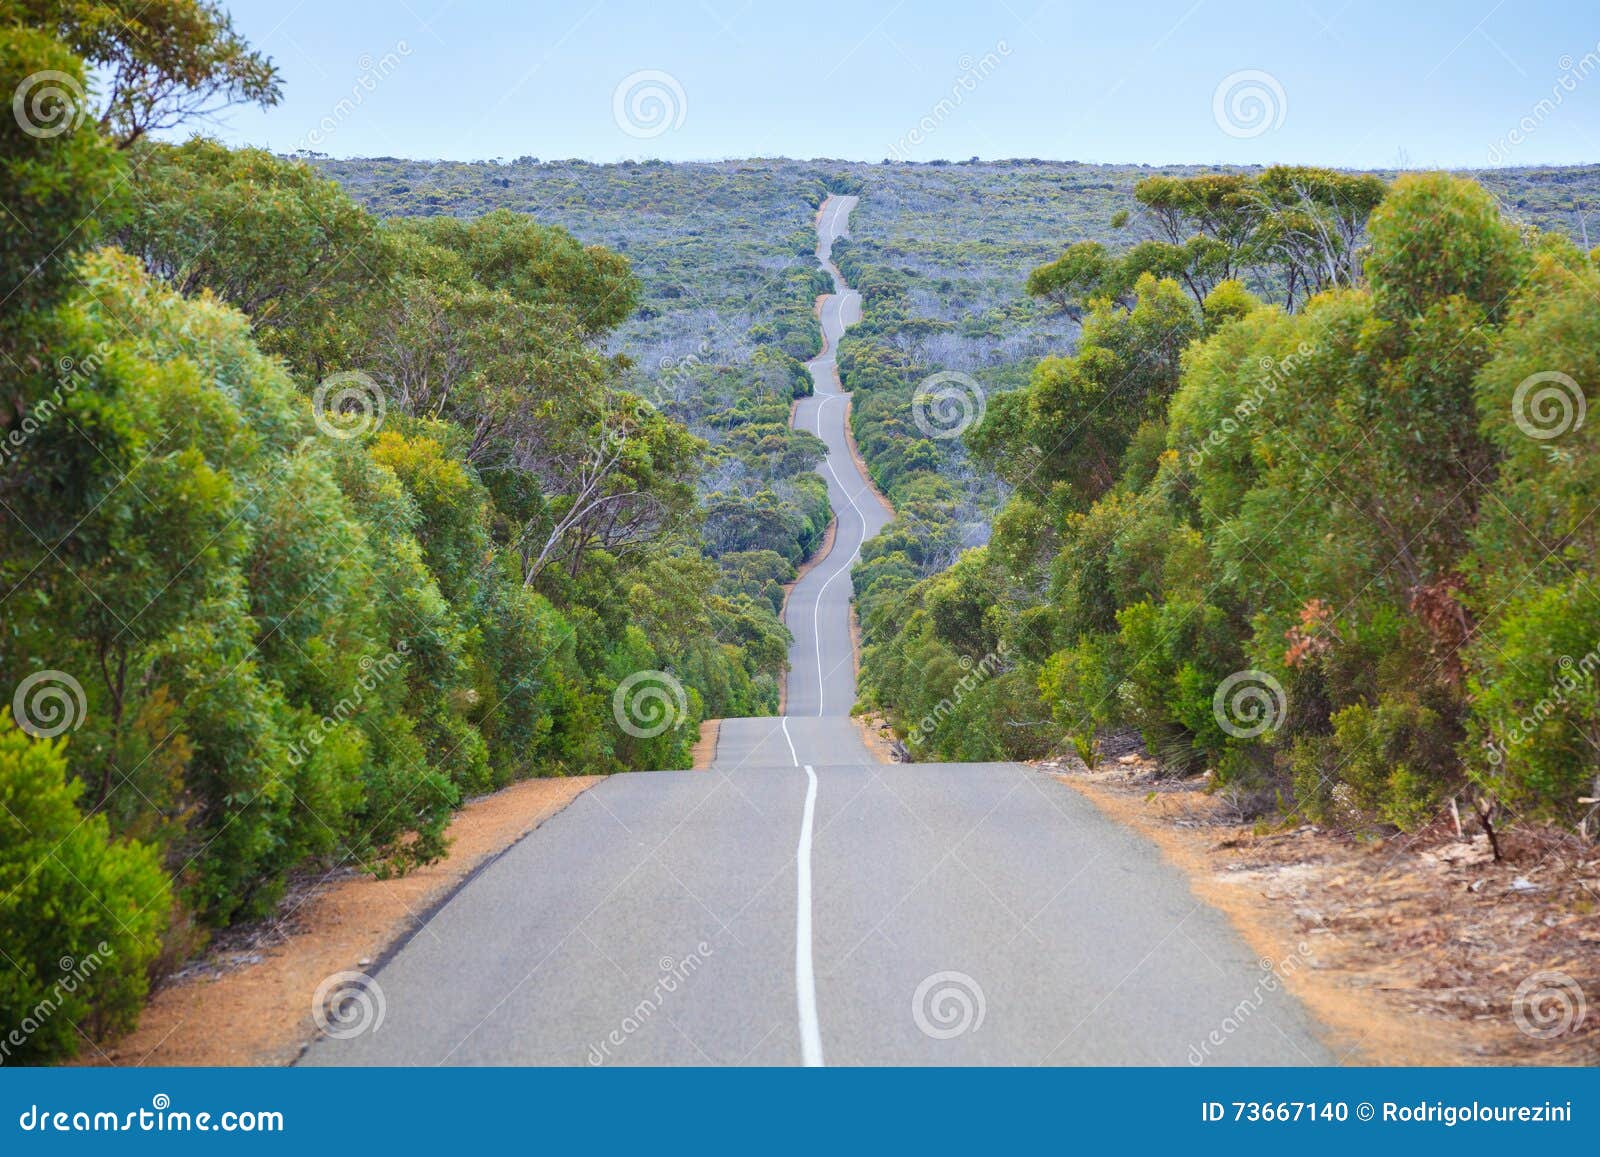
xmin=717 ymin=194 xmax=888 ymax=769
xmin=303 ymin=197 xmax=1333 ymax=1067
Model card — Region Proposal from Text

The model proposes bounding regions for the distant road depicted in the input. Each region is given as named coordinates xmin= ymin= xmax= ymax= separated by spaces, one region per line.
xmin=303 ymin=196 xmax=1333 ymax=1068
xmin=720 ymin=193 xmax=886 ymax=767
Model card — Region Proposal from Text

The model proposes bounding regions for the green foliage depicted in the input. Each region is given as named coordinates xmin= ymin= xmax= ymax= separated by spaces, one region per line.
xmin=1025 ymin=240 xmax=1110 ymax=312
xmin=0 ymin=718 xmax=170 ymax=1063
xmin=392 ymin=209 xmax=637 ymax=336
xmin=116 ymin=139 xmax=393 ymax=376
xmin=0 ymin=24 xmax=122 ymax=332
xmin=1366 ymin=172 xmax=1527 ymax=323
xmin=1463 ymin=243 xmax=1600 ymax=823
xmin=866 ymin=170 xmax=1598 ymax=835
xmin=16 ymin=0 xmax=280 ymax=144
xmin=10 ymin=13 xmax=1600 ymax=1064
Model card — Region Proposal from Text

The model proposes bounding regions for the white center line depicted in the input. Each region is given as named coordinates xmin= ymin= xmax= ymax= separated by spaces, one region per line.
xmin=780 ymin=714 xmax=799 ymax=766
xmin=795 ymin=762 xmax=824 ymax=1067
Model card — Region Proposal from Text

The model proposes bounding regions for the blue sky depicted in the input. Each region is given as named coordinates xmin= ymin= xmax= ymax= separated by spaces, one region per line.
xmin=200 ymin=0 xmax=1600 ymax=168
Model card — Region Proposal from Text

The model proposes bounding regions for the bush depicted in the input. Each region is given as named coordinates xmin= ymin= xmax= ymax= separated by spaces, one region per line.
xmin=0 ymin=718 xmax=170 ymax=1063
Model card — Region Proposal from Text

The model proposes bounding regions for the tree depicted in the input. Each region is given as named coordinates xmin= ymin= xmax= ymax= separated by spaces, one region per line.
xmin=0 ymin=26 xmax=121 ymax=344
xmin=1251 ymin=166 xmax=1386 ymax=309
xmin=517 ymin=394 xmax=703 ymax=585
xmin=393 ymin=208 xmax=638 ymax=337
xmin=1465 ymin=239 xmax=1600 ymax=824
xmin=1024 ymin=240 xmax=1110 ymax=316
xmin=116 ymin=140 xmax=394 ymax=378
xmin=15 ymin=0 xmax=280 ymax=145
xmin=1026 ymin=169 xmax=1391 ymax=315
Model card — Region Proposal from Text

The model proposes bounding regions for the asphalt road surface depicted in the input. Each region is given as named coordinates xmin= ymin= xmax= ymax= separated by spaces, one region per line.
xmin=302 ymin=198 xmax=1333 ymax=1067
xmin=780 ymin=194 xmax=889 ymax=730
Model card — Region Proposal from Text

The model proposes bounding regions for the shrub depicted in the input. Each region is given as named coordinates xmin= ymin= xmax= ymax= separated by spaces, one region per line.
xmin=0 ymin=718 xmax=170 ymax=1063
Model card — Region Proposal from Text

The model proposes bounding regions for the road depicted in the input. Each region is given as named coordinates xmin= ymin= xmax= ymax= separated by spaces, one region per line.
xmin=776 ymin=195 xmax=888 ymax=726
xmin=302 ymin=197 xmax=1333 ymax=1067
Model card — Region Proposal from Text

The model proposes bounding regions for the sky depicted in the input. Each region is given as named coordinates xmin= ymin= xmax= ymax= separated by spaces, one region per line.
xmin=197 ymin=0 xmax=1600 ymax=169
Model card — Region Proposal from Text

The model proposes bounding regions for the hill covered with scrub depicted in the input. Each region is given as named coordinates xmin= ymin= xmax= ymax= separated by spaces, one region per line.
xmin=326 ymin=152 xmax=1600 ymax=839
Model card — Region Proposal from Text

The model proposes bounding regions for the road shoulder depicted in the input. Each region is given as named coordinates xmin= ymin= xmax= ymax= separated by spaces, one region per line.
xmin=86 ymin=775 xmax=598 ymax=1066
xmin=692 ymin=719 xmax=720 ymax=769
xmin=1046 ymin=755 xmax=1598 ymax=1066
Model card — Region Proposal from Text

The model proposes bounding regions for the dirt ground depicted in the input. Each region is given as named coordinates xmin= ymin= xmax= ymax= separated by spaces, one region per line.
xmin=1044 ymin=753 xmax=1599 ymax=1066
xmin=83 ymin=775 xmax=597 ymax=1067
xmin=854 ymin=710 xmax=906 ymax=763
xmin=691 ymin=719 xmax=720 ymax=769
